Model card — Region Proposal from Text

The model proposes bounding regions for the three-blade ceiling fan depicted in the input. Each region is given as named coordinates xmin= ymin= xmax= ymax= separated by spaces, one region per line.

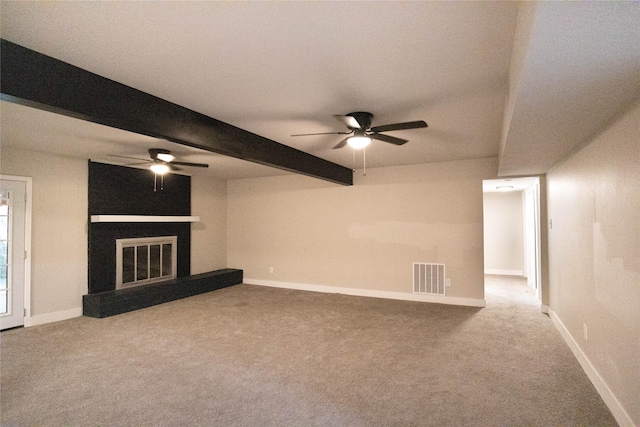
xmin=291 ymin=112 xmax=428 ymax=149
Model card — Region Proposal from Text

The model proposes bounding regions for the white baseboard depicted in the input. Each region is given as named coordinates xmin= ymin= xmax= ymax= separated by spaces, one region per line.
xmin=25 ymin=307 xmax=83 ymax=327
xmin=540 ymin=304 xmax=549 ymax=314
xmin=549 ymin=309 xmax=635 ymax=427
xmin=484 ymin=269 xmax=524 ymax=276
xmin=244 ymin=278 xmax=486 ymax=308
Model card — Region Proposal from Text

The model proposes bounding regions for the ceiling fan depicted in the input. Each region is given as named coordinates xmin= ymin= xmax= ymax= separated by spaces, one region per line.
xmin=292 ymin=112 xmax=428 ymax=149
xmin=110 ymin=148 xmax=209 ymax=175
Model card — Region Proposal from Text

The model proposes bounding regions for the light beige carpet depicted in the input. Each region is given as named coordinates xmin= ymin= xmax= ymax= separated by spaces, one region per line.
xmin=0 ymin=276 xmax=616 ymax=426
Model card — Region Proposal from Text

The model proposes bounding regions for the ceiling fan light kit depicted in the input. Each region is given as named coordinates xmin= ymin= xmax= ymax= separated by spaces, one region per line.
xmin=347 ymin=133 xmax=372 ymax=149
xmin=149 ymin=161 xmax=170 ymax=175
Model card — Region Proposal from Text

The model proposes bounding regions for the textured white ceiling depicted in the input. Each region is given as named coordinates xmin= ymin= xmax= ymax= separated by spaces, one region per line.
xmin=1 ymin=1 xmax=637 ymax=180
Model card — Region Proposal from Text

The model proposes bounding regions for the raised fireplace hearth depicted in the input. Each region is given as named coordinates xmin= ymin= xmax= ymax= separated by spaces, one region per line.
xmin=83 ymin=269 xmax=243 ymax=318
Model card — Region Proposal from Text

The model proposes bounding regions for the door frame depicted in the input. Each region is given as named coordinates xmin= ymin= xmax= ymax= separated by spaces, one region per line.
xmin=523 ymin=180 xmax=542 ymax=300
xmin=0 ymin=175 xmax=32 ymax=327
xmin=482 ymin=176 xmax=543 ymax=306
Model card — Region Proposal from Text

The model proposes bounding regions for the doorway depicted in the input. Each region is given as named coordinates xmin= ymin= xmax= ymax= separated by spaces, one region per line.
xmin=482 ymin=177 xmax=542 ymax=304
xmin=0 ymin=176 xmax=32 ymax=330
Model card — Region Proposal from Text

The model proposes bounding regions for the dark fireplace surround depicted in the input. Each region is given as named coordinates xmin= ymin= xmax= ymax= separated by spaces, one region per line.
xmin=84 ymin=161 xmax=241 ymax=318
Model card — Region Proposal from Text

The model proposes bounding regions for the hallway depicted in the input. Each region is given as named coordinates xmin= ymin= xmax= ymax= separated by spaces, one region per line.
xmin=485 ymin=274 xmax=540 ymax=308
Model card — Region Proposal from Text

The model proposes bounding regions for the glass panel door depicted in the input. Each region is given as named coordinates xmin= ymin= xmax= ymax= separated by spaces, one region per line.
xmin=0 ymin=179 xmax=27 ymax=330
xmin=122 ymin=247 xmax=135 ymax=284
xmin=162 ymin=243 xmax=172 ymax=277
xmin=136 ymin=246 xmax=149 ymax=281
xmin=0 ymin=191 xmax=9 ymax=315
xmin=149 ymin=244 xmax=161 ymax=279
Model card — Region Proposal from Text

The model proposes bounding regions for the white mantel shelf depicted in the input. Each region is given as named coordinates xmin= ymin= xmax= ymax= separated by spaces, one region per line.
xmin=90 ymin=215 xmax=200 ymax=223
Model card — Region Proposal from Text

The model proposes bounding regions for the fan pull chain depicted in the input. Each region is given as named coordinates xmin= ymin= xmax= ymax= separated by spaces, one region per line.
xmin=352 ymin=149 xmax=356 ymax=172
xmin=153 ymin=173 xmax=165 ymax=192
xmin=351 ymin=148 xmax=367 ymax=176
xmin=363 ymin=146 xmax=367 ymax=176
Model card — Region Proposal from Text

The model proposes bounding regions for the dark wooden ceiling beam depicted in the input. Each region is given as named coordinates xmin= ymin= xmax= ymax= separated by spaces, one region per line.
xmin=0 ymin=39 xmax=353 ymax=186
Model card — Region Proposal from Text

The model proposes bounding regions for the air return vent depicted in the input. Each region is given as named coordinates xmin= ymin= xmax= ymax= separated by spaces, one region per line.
xmin=413 ymin=263 xmax=445 ymax=295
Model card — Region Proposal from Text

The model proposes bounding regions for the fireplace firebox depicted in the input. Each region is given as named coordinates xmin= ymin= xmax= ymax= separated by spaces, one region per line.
xmin=116 ymin=236 xmax=177 ymax=289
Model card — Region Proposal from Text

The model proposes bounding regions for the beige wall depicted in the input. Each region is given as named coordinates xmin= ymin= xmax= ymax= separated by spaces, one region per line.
xmin=191 ymin=175 xmax=228 ymax=274
xmin=1 ymin=147 xmax=88 ymax=318
xmin=483 ymin=191 xmax=524 ymax=274
xmin=228 ymin=157 xmax=497 ymax=301
xmin=547 ymin=101 xmax=640 ymax=424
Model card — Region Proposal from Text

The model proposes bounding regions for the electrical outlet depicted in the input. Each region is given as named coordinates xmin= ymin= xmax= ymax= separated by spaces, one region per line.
xmin=269 ymin=267 xmax=273 ymax=274
xmin=445 ymin=279 xmax=451 ymax=287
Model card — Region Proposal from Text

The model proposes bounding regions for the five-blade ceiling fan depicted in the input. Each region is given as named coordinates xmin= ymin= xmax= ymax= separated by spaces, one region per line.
xmin=291 ymin=112 xmax=428 ymax=149
xmin=110 ymin=148 xmax=209 ymax=174
xmin=110 ymin=148 xmax=209 ymax=191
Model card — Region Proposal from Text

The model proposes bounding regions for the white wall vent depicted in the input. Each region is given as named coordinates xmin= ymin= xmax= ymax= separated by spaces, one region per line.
xmin=413 ymin=263 xmax=445 ymax=295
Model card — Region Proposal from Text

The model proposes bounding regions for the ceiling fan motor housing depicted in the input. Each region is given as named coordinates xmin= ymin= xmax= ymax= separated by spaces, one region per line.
xmin=347 ymin=112 xmax=373 ymax=130
xmin=149 ymin=148 xmax=172 ymax=160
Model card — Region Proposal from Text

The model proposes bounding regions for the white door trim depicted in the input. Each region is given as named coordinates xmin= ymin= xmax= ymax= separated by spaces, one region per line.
xmin=0 ymin=175 xmax=32 ymax=327
xmin=525 ymin=179 xmax=542 ymax=301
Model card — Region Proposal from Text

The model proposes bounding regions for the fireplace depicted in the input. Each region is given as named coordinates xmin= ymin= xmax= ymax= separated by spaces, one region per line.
xmin=85 ymin=161 xmax=242 ymax=318
xmin=116 ymin=236 xmax=177 ymax=289
xmin=88 ymin=161 xmax=193 ymax=294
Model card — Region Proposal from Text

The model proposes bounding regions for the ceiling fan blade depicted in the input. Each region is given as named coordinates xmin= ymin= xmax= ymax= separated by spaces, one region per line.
xmin=370 ymin=120 xmax=428 ymax=133
xmin=369 ymin=133 xmax=409 ymax=145
xmin=332 ymin=136 xmax=351 ymax=149
xmin=171 ymin=161 xmax=209 ymax=168
xmin=108 ymin=154 xmax=150 ymax=162
xmin=125 ymin=162 xmax=153 ymax=166
xmin=333 ymin=115 xmax=362 ymax=129
xmin=291 ymin=131 xmax=350 ymax=137
xmin=169 ymin=164 xmax=183 ymax=172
